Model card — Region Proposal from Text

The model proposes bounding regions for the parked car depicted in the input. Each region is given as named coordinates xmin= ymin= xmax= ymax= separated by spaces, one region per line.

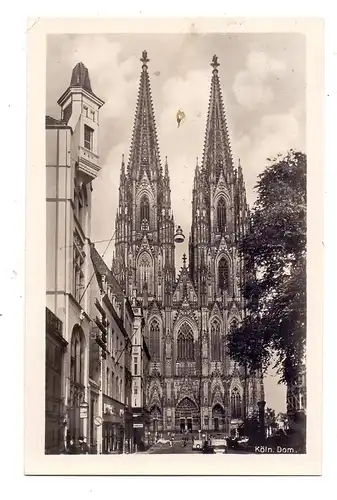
xmin=202 ymin=441 xmax=215 ymax=454
xmin=211 ymin=438 xmax=228 ymax=454
xmin=192 ymin=439 xmax=203 ymax=450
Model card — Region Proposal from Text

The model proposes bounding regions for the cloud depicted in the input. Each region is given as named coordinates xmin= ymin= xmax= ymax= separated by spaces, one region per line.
xmin=233 ymin=50 xmax=287 ymax=110
xmin=235 ymin=108 xmax=304 ymax=202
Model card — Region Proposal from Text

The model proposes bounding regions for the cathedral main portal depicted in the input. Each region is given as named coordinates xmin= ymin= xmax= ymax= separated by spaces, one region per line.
xmin=175 ymin=397 xmax=199 ymax=433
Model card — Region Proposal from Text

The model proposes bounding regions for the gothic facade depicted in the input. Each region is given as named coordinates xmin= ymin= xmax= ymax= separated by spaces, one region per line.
xmin=113 ymin=51 xmax=264 ymax=435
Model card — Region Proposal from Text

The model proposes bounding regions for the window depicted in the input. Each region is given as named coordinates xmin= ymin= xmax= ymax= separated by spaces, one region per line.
xmin=211 ymin=320 xmax=221 ymax=361
xmin=116 ymin=376 xmax=119 ymax=399
xmin=149 ymin=320 xmax=160 ymax=360
xmin=218 ymin=257 xmax=229 ymax=292
xmin=134 ymin=386 xmax=138 ymax=395
xmin=73 ymin=246 xmax=84 ymax=302
xmin=140 ymin=195 xmax=150 ymax=222
xmin=83 ymin=106 xmax=89 ymax=117
xmin=177 ymin=323 xmax=194 ymax=360
xmin=138 ymin=252 xmax=152 ymax=294
xmin=231 ymin=388 xmax=242 ymax=419
xmin=217 ymin=198 xmax=226 ymax=232
xmin=90 ymin=110 xmax=95 ymax=122
xmin=106 ymin=368 xmax=110 ymax=396
xmin=74 ymin=181 xmax=87 ymax=230
xmin=111 ymin=371 xmax=115 ymax=398
xmin=70 ymin=327 xmax=85 ymax=386
xmin=84 ymin=124 xmax=94 ymax=151
xmin=134 ymin=357 xmax=138 ymax=376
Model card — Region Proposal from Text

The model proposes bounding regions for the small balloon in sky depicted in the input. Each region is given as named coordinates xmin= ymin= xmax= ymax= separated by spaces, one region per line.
xmin=176 ymin=110 xmax=186 ymax=128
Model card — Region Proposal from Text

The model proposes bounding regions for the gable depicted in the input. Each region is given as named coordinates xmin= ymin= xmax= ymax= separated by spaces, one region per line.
xmin=172 ymin=269 xmax=198 ymax=303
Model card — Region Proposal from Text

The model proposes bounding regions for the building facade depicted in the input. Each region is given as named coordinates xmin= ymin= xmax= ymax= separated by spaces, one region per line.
xmin=113 ymin=51 xmax=264 ymax=438
xmin=45 ymin=62 xmax=104 ymax=452
xmin=130 ymin=294 xmax=151 ymax=450
xmin=89 ymin=244 xmax=135 ymax=454
xmin=45 ymin=307 xmax=68 ymax=453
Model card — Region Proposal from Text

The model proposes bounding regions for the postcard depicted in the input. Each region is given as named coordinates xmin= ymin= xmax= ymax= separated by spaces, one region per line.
xmin=25 ymin=17 xmax=323 ymax=475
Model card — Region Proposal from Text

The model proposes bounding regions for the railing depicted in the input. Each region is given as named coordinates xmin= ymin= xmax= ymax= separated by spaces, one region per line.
xmin=78 ymin=145 xmax=99 ymax=164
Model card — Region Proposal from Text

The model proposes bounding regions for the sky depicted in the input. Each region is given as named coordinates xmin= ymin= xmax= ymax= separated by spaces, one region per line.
xmin=46 ymin=33 xmax=306 ymax=414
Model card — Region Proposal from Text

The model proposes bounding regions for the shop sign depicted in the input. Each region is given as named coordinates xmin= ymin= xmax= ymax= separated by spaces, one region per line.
xmin=133 ymin=423 xmax=144 ymax=428
xmin=80 ymin=402 xmax=88 ymax=419
xmin=104 ymin=404 xmax=116 ymax=415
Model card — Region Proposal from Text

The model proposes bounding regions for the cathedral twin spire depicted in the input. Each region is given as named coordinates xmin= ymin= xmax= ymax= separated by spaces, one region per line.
xmin=202 ymin=55 xmax=234 ymax=185
xmin=127 ymin=50 xmax=162 ymax=181
xmin=115 ymin=50 xmax=248 ymax=300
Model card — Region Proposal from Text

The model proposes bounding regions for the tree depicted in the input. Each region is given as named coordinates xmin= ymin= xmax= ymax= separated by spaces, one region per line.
xmin=228 ymin=150 xmax=306 ymax=385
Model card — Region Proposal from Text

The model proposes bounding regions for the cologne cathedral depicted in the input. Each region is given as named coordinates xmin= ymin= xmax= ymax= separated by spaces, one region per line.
xmin=113 ymin=50 xmax=264 ymax=435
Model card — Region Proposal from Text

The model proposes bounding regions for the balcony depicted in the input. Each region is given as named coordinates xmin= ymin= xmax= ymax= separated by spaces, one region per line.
xmin=77 ymin=145 xmax=100 ymax=184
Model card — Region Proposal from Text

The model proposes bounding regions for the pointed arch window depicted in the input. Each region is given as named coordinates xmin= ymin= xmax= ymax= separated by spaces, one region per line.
xmin=177 ymin=323 xmax=194 ymax=361
xmin=149 ymin=320 xmax=160 ymax=361
xmin=217 ymin=198 xmax=226 ymax=233
xmin=140 ymin=195 xmax=150 ymax=223
xmin=231 ymin=387 xmax=242 ymax=419
xmin=218 ymin=257 xmax=229 ymax=292
xmin=211 ymin=320 xmax=221 ymax=361
xmin=138 ymin=252 xmax=153 ymax=294
xmin=70 ymin=327 xmax=85 ymax=386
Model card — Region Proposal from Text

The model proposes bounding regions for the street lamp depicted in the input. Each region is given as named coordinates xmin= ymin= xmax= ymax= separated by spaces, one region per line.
xmin=174 ymin=226 xmax=185 ymax=244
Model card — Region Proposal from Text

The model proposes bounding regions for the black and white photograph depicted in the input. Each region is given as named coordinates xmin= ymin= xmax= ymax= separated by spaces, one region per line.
xmin=25 ymin=18 xmax=323 ymax=475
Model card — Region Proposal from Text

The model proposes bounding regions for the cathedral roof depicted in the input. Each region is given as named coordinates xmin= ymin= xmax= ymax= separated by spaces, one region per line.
xmin=127 ymin=50 xmax=162 ymax=180
xmin=201 ymin=55 xmax=234 ymax=183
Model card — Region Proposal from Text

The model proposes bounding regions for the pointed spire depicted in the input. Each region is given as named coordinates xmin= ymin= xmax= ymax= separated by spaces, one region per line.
xmin=193 ymin=158 xmax=200 ymax=190
xmin=140 ymin=50 xmax=150 ymax=69
xmin=164 ymin=156 xmax=169 ymax=177
xmin=201 ymin=55 xmax=233 ymax=182
xmin=211 ymin=54 xmax=220 ymax=71
xmin=70 ymin=62 xmax=93 ymax=93
xmin=127 ymin=50 xmax=162 ymax=180
xmin=238 ymin=158 xmax=243 ymax=177
xmin=120 ymin=154 xmax=126 ymax=177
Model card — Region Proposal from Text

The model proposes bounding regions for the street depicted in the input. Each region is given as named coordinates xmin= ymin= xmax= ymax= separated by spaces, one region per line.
xmin=144 ymin=439 xmax=254 ymax=454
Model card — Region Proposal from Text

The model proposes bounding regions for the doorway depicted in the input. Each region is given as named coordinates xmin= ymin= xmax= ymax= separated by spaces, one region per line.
xmin=180 ymin=418 xmax=186 ymax=433
xmin=187 ymin=418 xmax=192 ymax=432
xmin=214 ymin=418 xmax=219 ymax=431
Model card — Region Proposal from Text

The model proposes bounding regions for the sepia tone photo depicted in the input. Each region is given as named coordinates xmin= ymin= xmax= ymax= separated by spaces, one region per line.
xmin=25 ymin=18 xmax=323 ymax=475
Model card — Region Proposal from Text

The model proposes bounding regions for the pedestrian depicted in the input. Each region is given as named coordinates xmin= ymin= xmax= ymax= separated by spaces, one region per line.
xmin=79 ymin=436 xmax=89 ymax=454
xmin=68 ymin=438 xmax=78 ymax=454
